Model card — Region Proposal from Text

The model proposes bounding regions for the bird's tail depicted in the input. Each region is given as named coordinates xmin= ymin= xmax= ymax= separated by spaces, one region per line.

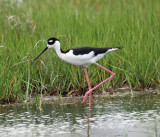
xmin=107 ymin=47 xmax=122 ymax=53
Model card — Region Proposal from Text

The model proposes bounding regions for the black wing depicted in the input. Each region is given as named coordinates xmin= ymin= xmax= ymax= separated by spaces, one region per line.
xmin=61 ymin=47 xmax=122 ymax=56
xmin=72 ymin=47 xmax=121 ymax=56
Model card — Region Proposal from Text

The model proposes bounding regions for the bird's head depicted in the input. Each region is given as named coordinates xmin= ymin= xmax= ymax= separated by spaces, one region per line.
xmin=34 ymin=37 xmax=60 ymax=60
xmin=47 ymin=37 xmax=60 ymax=49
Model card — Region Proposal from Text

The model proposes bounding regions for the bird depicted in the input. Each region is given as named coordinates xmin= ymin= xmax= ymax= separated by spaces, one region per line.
xmin=34 ymin=37 xmax=122 ymax=108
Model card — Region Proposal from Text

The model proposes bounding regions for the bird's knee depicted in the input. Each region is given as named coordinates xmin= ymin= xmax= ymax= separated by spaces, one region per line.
xmin=111 ymin=73 xmax=115 ymax=78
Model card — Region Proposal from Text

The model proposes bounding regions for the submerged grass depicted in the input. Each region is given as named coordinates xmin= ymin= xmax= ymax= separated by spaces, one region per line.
xmin=0 ymin=0 xmax=160 ymax=103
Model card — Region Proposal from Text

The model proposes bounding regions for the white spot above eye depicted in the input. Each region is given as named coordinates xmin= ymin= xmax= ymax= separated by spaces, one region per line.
xmin=49 ymin=40 xmax=53 ymax=43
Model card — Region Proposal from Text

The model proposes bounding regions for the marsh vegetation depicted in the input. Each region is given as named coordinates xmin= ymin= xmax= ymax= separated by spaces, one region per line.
xmin=0 ymin=0 xmax=159 ymax=103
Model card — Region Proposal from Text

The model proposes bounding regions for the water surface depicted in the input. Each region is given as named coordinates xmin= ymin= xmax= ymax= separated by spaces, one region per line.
xmin=0 ymin=92 xmax=160 ymax=137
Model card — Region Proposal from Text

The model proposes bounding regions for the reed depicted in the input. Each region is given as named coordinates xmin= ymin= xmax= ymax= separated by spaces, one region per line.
xmin=0 ymin=0 xmax=159 ymax=103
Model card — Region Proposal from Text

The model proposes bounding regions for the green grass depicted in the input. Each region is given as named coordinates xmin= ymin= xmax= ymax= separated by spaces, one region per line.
xmin=0 ymin=0 xmax=160 ymax=103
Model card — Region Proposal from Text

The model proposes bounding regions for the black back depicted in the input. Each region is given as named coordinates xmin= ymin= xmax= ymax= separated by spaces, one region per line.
xmin=62 ymin=47 xmax=121 ymax=56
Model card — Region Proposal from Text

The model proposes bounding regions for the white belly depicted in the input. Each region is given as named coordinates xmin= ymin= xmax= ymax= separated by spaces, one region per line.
xmin=57 ymin=50 xmax=105 ymax=66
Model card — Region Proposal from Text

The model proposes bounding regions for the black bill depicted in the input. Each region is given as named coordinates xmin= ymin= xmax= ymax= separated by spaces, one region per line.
xmin=34 ymin=47 xmax=48 ymax=60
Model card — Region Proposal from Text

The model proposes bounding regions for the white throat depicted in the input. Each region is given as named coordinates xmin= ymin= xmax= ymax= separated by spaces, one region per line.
xmin=48 ymin=41 xmax=63 ymax=58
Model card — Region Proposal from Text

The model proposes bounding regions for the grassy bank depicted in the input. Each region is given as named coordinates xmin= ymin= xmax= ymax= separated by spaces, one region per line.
xmin=0 ymin=0 xmax=160 ymax=103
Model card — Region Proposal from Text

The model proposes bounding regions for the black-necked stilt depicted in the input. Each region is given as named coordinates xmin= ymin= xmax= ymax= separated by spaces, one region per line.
xmin=34 ymin=37 xmax=122 ymax=108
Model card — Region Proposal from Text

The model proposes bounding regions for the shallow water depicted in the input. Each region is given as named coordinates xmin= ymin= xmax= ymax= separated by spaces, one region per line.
xmin=0 ymin=92 xmax=160 ymax=137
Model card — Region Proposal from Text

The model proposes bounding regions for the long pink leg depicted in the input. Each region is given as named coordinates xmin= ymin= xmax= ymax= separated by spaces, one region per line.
xmin=82 ymin=63 xmax=115 ymax=104
xmin=84 ymin=67 xmax=92 ymax=108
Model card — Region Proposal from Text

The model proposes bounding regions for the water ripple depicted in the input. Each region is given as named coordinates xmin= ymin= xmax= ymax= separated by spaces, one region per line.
xmin=0 ymin=94 xmax=160 ymax=137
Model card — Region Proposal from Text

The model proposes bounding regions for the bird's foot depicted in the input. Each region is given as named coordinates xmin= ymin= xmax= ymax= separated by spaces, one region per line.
xmin=82 ymin=92 xmax=89 ymax=103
